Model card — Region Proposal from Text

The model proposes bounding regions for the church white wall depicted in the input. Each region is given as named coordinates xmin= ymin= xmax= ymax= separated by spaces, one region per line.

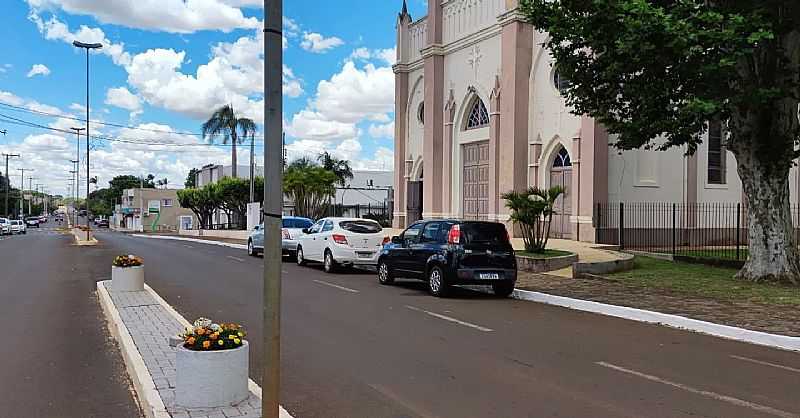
xmin=607 ymin=144 xmax=687 ymax=203
xmin=406 ymin=69 xmax=425 ymax=180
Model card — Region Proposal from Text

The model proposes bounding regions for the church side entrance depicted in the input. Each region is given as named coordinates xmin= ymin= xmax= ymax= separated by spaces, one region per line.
xmin=462 ymin=141 xmax=489 ymax=220
xmin=549 ymin=146 xmax=572 ymax=239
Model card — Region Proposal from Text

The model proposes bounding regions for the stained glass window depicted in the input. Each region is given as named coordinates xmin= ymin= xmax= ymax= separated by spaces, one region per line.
xmin=552 ymin=147 xmax=572 ymax=168
xmin=466 ymin=98 xmax=489 ymax=129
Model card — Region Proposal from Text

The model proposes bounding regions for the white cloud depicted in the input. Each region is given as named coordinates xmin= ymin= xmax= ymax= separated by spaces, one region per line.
xmin=27 ymin=0 xmax=259 ymax=33
xmin=300 ymin=32 xmax=344 ymax=54
xmin=368 ymin=122 xmax=394 ymax=139
xmin=29 ymin=14 xmax=132 ymax=66
xmin=353 ymin=147 xmax=394 ymax=171
xmin=310 ymin=61 xmax=394 ymax=123
xmin=105 ymin=86 xmax=143 ymax=118
xmin=350 ymin=47 xmax=396 ymax=65
xmin=27 ymin=64 xmax=51 ymax=78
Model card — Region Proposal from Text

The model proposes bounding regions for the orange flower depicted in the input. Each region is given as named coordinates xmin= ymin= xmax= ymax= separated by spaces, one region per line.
xmin=202 ymin=340 xmax=211 ymax=349
xmin=210 ymin=333 xmax=219 ymax=340
xmin=187 ymin=337 xmax=196 ymax=345
xmin=196 ymin=328 xmax=205 ymax=335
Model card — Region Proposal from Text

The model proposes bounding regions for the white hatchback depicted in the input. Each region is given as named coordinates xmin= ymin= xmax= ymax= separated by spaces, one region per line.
xmin=295 ymin=218 xmax=388 ymax=273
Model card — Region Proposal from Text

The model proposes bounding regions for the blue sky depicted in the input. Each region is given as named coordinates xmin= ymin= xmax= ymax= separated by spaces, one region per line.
xmin=0 ymin=0 xmax=428 ymax=197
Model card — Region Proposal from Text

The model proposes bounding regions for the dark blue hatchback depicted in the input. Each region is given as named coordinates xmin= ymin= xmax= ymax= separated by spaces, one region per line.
xmin=377 ymin=220 xmax=517 ymax=297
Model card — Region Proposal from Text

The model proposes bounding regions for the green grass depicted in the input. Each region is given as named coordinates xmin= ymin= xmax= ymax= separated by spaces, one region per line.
xmin=517 ymin=249 xmax=574 ymax=259
xmin=675 ymin=248 xmax=749 ymax=261
xmin=607 ymin=256 xmax=800 ymax=306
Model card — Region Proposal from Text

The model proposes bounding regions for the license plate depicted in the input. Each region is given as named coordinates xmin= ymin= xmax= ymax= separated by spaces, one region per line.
xmin=479 ymin=273 xmax=500 ymax=280
xmin=357 ymin=252 xmax=373 ymax=258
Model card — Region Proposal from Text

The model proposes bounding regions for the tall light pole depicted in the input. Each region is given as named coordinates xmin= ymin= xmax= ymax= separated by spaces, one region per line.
xmin=71 ymin=128 xmax=84 ymax=219
xmin=28 ymin=177 xmax=37 ymax=216
xmin=73 ymin=41 xmax=101 ymax=240
xmin=263 ymin=1 xmax=283 ymax=417
xmin=2 ymin=153 xmax=19 ymax=218
xmin=70 ymin=160 xmax=79 ymax=225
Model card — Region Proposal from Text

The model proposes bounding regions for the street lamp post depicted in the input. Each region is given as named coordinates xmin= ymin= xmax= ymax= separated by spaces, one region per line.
xmin=17 ymin=168 xmax=32 ymax=218
xmin=263 ymin=1 xmax=283 ymax=417
xmin=28 ymin=177 xmax=36 ymax=216
xmin=2 ymin=153 xmax=19 ymax=218
xmin=73 ymin=40 xmax=102 ymax=241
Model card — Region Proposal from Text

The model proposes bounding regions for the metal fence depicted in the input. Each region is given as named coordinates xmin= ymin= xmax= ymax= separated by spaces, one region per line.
xmin=326 ymin=203 xmax=393 ymax=227
xmin=595 ymin=202 xmax=800 ymax=262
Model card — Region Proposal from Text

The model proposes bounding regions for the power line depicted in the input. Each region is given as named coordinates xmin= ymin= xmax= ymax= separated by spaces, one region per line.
xmin=0 ymin=101 xmax=267 ymax=139
xmin=0 ymin=113 xmax=265 ymax=149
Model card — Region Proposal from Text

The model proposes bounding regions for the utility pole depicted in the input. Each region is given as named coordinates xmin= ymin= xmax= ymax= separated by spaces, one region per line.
xmin=2 ymin=153 xmax=19 ymax=218
xmin=71 ymin=129 xmax=84 ymax=224
xmin=28 ymin=177 xmax=36 ymax=216
xmin=73 ymin=40 xmax=101 ymax=241
xmin=262 ymin=1 xmax=283 ymax=417
xmin=17 ymin=168 xmax=32 ymax=219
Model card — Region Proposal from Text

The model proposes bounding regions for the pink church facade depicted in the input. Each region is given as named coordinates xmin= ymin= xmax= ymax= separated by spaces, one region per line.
xmin=392 ymin=0 xmax=800 ymax=242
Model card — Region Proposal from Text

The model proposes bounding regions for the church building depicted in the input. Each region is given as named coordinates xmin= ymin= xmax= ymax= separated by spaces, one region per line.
xmin=391 ymin=0 xmax=800 ymax=242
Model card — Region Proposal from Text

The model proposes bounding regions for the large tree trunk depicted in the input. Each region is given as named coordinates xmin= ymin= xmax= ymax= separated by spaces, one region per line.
xmin=731 ymin=131 xmax=800 ymax=286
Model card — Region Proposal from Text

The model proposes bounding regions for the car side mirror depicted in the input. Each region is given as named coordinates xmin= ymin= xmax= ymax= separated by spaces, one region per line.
xmin=391 ymin=236 xmax=403 ymax=244
xmin=302 ymin=228 xmax=310 ymax=234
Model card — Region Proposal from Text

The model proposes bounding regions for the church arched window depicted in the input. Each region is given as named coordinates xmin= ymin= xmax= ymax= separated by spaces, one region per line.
xmin=465 ymin=98 xmax=489 ymax=130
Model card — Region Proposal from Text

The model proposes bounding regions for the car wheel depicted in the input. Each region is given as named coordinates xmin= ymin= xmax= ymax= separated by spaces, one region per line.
xmin=377 ymin=261 xmax=394 ymax=285
xmin=323 ymin=250 xmax=338 ymax=273
xmin=296 ymin=246 xmax=306 ymax=266
xmin=247 ymin=240 xmax=256 ymax=257
xmin=492 ymin=281 xmax=515 ymax=298
xmin=428 ymin=266 xmax=450 ymax=297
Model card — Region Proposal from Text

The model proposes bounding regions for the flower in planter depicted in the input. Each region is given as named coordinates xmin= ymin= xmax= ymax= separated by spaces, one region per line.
xmin=180 ymin=318 xmax=247 ymax=351
xmin=112 ymin=255 xmax=144 ymax=268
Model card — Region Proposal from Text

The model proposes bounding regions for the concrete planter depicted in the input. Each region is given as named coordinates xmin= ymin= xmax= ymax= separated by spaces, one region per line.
xmin=176 ymin=340 xmax=249 ymax=408
xmin=516 ymin=252 xmax=578 ymax=273
xmin=111 ymin=265 xmax=145 ymax=292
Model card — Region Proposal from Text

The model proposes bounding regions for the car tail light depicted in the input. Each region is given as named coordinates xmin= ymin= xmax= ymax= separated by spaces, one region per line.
xmin=282 ymin=228 xmax=290 ymax=239
xmin=332 ymin=234 xmax=349 ymax=245
xmin=382 ymin=236 xmax=390 ymax=245
xmin=447 ymin=224 xmax=461 ymax=244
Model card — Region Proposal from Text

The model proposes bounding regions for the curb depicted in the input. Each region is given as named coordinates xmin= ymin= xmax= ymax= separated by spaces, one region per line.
xmin=511 ymin=289 xmax=800 ymax=352
xmin=99 ymin=281 xmax=294 ymax=418
xmin=131 ymin=234 xmax=247 ymax=250
xmin=97 ymin=281 xmax=169 ymax=418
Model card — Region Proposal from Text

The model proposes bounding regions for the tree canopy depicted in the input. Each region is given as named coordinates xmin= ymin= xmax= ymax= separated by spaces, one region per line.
xmin=318 ymin=152 xmax=354 ymax=186
xmin=202 ymin=105 xmax=258 ymax=178
xmin=284 ymin=159 xmax=338 ymax=219
xmin=185 ymin=168 xmax=200 ymax=189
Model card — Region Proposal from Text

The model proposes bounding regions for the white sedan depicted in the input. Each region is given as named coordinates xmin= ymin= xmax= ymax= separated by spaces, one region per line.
xmin=295 ymin=217 xmax=388 ymax=273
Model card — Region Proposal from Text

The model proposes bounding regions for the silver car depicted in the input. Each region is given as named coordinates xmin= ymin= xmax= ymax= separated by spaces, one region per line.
xmin=0 ymin=218 xmax=10 ymax=235
xmin=247 ymin=216 xmax=314 ymax=258
xmin=10 ymin=220 xmax=25 ymax=235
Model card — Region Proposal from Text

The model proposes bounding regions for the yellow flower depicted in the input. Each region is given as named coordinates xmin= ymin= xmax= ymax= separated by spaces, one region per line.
xmin=218 ymin=340 xmax=224 ymax=346
xmin=229 ymin=335 xmax=235 ymax=340
xmin=234 ymin=338 xmax=241 ymax=344
xmin=237 ymin=332 xmax=243 ymax=337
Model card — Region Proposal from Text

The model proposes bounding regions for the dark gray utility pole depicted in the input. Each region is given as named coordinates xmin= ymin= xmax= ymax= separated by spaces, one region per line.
xmin=2 ymin=153 xmax=19 ymax=218
xmin=73 ymin=40 xmax=102 ymax=241
xmin=262 ymin=1 xmax=283 ymax=417
xmin=28 ymin=177 xmax=36 ymax=216
xmin=17 ymin=168 xmax=32 ymax=218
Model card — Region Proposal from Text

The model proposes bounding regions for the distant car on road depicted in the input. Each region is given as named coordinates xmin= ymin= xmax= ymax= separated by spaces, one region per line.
xmin=247 ymin=216 xmax=315 ymax=258
xmin=377 ymin=220 xmax=517 ymax=297
xmin=96 ymin=219 xmax=109 ymax=228
xmin=295 ymin=218 xmax=388 ymax=273
xmin=25 ymin=217 xmax=40 ymax=228
xmin=0 ymin=218 xmax=10 ymax=235
xmin=10 ymin=220 xmax=25 ymax=235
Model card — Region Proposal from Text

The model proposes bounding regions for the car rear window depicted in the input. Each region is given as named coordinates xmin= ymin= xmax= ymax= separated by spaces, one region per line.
xmin=339 ymin=220 xmax=382 ymax=234
xmin=460 ymin=222 xmax=510 ymax=246
xmin=283 ymin=218 xmax=313 ymax=229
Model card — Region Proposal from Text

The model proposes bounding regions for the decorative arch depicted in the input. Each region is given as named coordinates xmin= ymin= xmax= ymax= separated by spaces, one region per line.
xmin=539 ymin=136 xmax=573 ymax=187
xmin=464 ymin=96 xmax=490 ymax=130
xmin=405 ymin=74 xmax=425 ymax=160
xmin=450 ymin=83 xmax=492 ymax=218
xmin=410 ymin=155 xmax=424 ymax=182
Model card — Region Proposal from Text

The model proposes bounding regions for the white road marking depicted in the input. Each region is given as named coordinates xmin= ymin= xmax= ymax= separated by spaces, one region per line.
xmin=405 ymin=305 xmax=493 ymax=332
xmin=227 ymin=256 xmax=245 ymax=262
xmin=596 ymin=361 xmax=797 ymax=418
xmin=730 ymin=355 xmax=800 ymax=374
xmin=183 ymin=244 xmax=194 ymax=249
xmin=312 ymin=279 xmax=360 ymax=293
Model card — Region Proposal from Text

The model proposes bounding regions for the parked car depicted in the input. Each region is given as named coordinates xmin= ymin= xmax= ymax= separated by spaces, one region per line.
xmin=25 ymin=217 xmax=40 ymax=228
xmin=377 ymin=220 xmax=517 ymax=297
xmin=247 ymin=216 xmax=316 ymax=258
xmin=10 ymin=220 xmax=25 ymax=235
xmin=0 ymin=218 xmax=10 ymax=235
xmin=96 ymin=219 xmax=109 ymax=228
xmin=295 ymin=218 xmax=388 ymax=273
xmin=38 ymin=215 xmax=47 ymax=224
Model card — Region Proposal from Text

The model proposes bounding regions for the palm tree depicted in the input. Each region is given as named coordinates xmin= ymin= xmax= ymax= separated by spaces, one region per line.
xmin=318 ymin=152 xmax=354 ymax=186
xmin=202 ymin=105 xmax=258 ymax=179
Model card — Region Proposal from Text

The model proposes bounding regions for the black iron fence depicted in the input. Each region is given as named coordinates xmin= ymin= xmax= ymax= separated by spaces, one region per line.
xmin=206 ymin=222 xmax=246 ymax=231
xmin=325 ymin=203 xmax=393 ymax=227
xmin=595 ymin=202 xmax=800 ymax=263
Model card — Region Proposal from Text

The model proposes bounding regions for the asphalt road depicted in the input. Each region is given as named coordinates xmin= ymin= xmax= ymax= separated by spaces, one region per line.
xmin=0 ymin=226 xmax=141 ymax=418
xmin=21 ymin=228 xmax=800 ymax=418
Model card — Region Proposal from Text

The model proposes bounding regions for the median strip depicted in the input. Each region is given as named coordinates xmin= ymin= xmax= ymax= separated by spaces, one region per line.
xmin=596 ymin=361 xmax=796 ymax=418
xmin=312 ymin=279 xmax=360 ymax=293
xmin=404 ymin=305 xmax=493 ymax=332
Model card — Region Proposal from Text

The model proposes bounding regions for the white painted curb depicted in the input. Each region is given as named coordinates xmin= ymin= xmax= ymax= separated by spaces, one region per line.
xmin=132 ymin=234 xmax=248 ymax=250
xmin=97 ymin=281 xmax=170 ymax=418
xmin=511 ymin=289 xmax=800 ymax=352
xmin=143 ymin=284 xmax=294 ymax=418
